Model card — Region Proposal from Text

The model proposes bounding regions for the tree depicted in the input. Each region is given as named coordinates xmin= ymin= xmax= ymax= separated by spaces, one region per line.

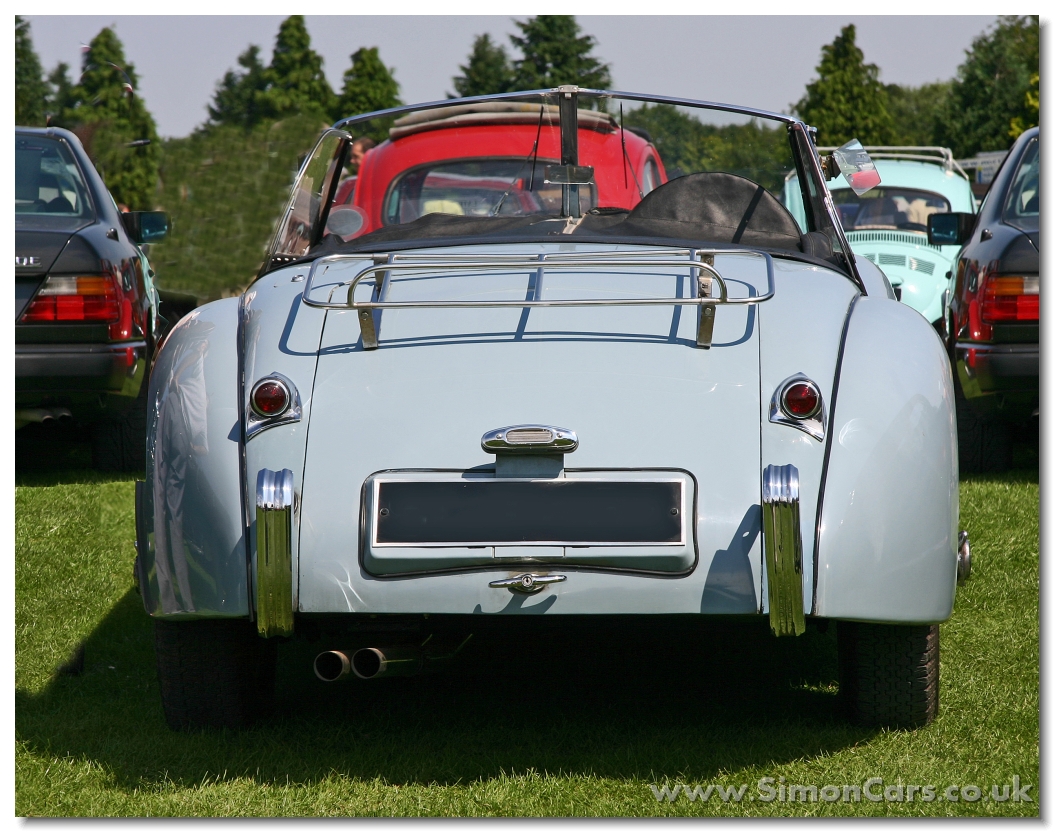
xmin=626 ymin=104 xmax=791 ymax=193
xmin=885 ymin=81 xmax=952 ymax=147
xmin=936 ymin=16 xmax=1039 ymax=156
xmin=15 ymin=16 xmax=50 ymax=126
xmin=451 ymin=34 xmax=514 ymax=97
xmin=56 ymin=27 xmax=161 ymax=210
xmin=1008 ymin=72 xmax=1039 ymax=142
xmin=258 ymin=15 xmax=334 ymax=120
xmin=509 ymin=16 xmax=611 ymax=91
xmin=794 ymin=24 xmax=895 ymax=146
xmin=335 ymin=46 xmax=402 ymax=122
xmin=45 ymin=62 xmax=79 ymax=122
xmin=208 ymin=45 xmax=268 ymax=129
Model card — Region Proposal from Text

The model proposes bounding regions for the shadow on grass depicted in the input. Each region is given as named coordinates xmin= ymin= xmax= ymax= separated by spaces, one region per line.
xmin=18 ymin=428 xmax=1036 ymax=797
xmin=17 ymin=587 xmax=878 ymax=792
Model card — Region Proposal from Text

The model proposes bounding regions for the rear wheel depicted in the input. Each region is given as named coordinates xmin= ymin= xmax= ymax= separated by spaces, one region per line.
xmin=954 ymin=376 xmax=1011 ymax=473
xmin=154 ymin=619 xmax=277 ymax=731
xmin=92 ymin=380 xmax=148 ymax=473
xmin=838 ymin=622 xmax=939 ymax=729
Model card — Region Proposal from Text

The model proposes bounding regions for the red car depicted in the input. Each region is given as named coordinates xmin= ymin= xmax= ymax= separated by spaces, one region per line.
xmin=324 ymin=102 xmax=666 ymax=241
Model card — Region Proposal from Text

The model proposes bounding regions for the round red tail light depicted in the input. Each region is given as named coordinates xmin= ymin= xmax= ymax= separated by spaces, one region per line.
xmin=251 ymin=378 xmax=290 ymax=417
xmin=781 ymin=381 xmax=821 ymax=419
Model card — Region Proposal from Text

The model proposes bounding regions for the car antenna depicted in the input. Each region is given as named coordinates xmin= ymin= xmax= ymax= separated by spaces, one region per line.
xmin=620 ymin=103 xmax=644 ymax=199
xmin=527 ymin=103 xmax=545 ymax=191
xmin=620 ymin=104 xmax=628 ymax=189
xmin=492 ymin=102 xmax=548 ymax=216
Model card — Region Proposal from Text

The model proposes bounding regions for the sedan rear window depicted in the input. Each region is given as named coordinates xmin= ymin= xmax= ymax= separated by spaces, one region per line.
xmin=831 ymin=187 xmax=950 ymax=232
xmin=1004 ymin=137 xmax=1039 ymax=221
xmin=15 ymin=135 xmax=93 ymax=217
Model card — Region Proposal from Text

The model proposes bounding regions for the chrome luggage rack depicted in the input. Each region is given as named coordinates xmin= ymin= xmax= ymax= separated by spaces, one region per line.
xmin=300 ymin=248 xmax=775 ymax=349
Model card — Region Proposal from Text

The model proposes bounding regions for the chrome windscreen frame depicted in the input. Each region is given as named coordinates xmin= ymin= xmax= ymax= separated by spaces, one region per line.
xmin=792 ymin=122 xmax=867 ymax=293
xmin=333 ymin=86 xmax=798 ymax=133
xmin=301 ymin=248 xmax=775 ymax=350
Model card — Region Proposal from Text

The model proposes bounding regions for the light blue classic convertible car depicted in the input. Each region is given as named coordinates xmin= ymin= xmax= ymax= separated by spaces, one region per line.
xmin=785 ymin=146 xmax=976 ymax=329
xmin=136 ymin=89 xmax=966 ymax=732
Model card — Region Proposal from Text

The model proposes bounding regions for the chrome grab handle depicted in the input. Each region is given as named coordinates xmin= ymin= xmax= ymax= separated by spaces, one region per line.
xmin=301 ymin=249 xmax=775 ymax=350
xmin=256 ymin=468 xmax=295 ymax=637
xmin=762 ymin=464 xmax=806 ymax=637
xmin=489 ymin=573 xmax=567 ymax=594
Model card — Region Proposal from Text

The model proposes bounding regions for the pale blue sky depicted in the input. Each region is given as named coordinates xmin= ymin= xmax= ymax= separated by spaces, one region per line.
xmin=24 ymin=15 xmax=999 ymax=139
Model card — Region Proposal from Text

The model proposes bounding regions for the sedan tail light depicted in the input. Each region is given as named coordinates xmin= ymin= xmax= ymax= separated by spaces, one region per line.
xmin=20 ymin=275 xmax=121 ymax=324
xmin=980 ymin=275 xmax=1039 ymax=323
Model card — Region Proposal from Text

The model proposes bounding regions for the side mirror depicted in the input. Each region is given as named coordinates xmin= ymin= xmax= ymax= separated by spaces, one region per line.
xmin=833 ymin=139 xmax=881 ymax=195
xmin=325 ymin=205 xmax=367 ymax=240
xmin=122 ymin=211 xmax=170 ymax=244
xmin=927 ymin=212 xmax=975 ymax=246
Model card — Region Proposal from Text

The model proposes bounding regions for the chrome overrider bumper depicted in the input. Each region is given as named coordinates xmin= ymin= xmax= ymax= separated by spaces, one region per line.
xmin=762 ymin=464 xmax=806 ymax=637
xmin=256 ymin=468 xmax=295 ymax=637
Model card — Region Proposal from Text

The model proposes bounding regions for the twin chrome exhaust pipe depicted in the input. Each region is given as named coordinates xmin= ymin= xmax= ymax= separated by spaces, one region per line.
xmin=314 ymin=646 xmax=424 ymax=681
xmin=313 ymin=635 xmax=473 ymax=682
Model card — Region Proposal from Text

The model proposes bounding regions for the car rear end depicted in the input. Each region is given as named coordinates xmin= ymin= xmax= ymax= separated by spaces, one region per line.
xmin=139 ymin=90 xmax=958 ymax=733
xmin=15 ymin=128 xmax=154 ymax=458
xmin=954 ymin=131 xmax=1039 ymax=422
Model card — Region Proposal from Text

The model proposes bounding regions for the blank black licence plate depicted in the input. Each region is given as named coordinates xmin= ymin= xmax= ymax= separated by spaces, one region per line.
xmin=374 ymin=479 xmax=683 ymax=545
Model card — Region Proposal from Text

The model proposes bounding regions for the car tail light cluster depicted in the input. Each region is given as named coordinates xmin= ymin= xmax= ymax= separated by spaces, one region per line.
xmin=251 ymin=378 xmax=291 ymax=417
xmin=781 ymin=381 xmax=821 ymax=419
xmin=20 ymin=268 xmax=141 ymax=341
xmin=20 ymin=275 xmax=120 ymax=323
xmin=980 ymin=275 xmax=1039 ymax=323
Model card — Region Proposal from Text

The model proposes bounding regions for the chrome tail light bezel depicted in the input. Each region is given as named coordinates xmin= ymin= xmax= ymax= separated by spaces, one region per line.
xmin=246 ymin=372 xmax=302 ymax=439
xmin=769 ymin=373 xmax=826 ymax=441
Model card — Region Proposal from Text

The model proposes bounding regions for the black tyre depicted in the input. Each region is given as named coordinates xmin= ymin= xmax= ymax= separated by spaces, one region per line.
xmin=92 ymin=382 xmax=148 ymax=473
xmin=954 ymin=375 xmax=1011 ymax=473
xmin=154 ymin=618 xmax=277 ymax=731
xmin=838 ymin=622 xmax=939 ymax=729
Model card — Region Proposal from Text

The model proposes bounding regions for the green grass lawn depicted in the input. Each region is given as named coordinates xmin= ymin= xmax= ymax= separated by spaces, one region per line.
xmin=15 ymin=428 xmax=1038 ymax=816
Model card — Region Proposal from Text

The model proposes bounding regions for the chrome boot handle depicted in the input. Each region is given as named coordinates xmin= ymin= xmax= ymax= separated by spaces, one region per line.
xmin=489 ymin=573 xmax=567 ymax=594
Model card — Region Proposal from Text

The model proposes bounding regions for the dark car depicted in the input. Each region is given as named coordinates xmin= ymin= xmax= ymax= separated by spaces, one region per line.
xmin=16 ymin=126 xmax=169 ymax=470
xmin=929 ymin=126 xmax=1039 ymax=472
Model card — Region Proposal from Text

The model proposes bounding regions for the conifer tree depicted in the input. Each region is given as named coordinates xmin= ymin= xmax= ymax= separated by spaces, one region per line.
xmin=259 ymin=15 xmax=334 ymax=120
xmin=451 ymin=34 xmax=514 ymax=97
xmin=59 ymin=27 xmax=161 ymax=210
xmin=335 ymin=46 xmax=402 ymax=119
xmin=15 ymin=16 xmax=49 ymax=126
xmin=794 ymin=24 xmax=894 ymax=146
xmin=208 ymin=45 xmax=268 ymax=129
xmin=334 ymin=47 xmax=402 ymax=142
xmin=509 ymin=16 xmax=611 ymax=91
xmin=46 ymin=63 xmax=79 ymax=122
